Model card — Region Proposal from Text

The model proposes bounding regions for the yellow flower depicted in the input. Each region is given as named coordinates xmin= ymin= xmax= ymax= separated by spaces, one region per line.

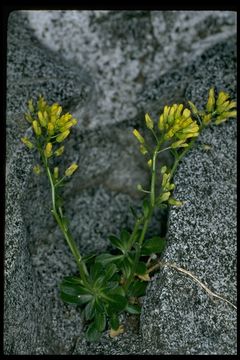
xmin=171 ymin=140 xmax=188 ymax=149
xmin=38 ymin=111 xmax=47 ymax=127
xmin=59 ymin=119 xmax=77 ymax=132
xmin=216 ymin=91 xmax=229 ymax=106
xmin=24 ymin=113 xmax=33 ymax=123
xmin=188 ymin=101 xmax=198 ymax=115
xmin=44 ymin=143 xmax=53 ymax=158
xmin=160 ymin=165 xmax=167 ymax=174
xmin=139 ymin=145 xmax=148 ymax=155
xmin=203 ymin=114 xmax=212 ymax=125
xmin=33 ymin=165 xmax=41 ymax=175
xmin=56 ymin=130 xmax=70 ymax=143
xmin=158 ymin=114 xmax=164 ymax=131
xmin=206 ymin=88 xmax=215 ymax=113
xmin=145 ymin=113 xmax=154 ymax=129
xmin=215 ymin=111 xmax=237 ymax=125
xmin=28 ymin=99 xmax=34 ymax=113
xmin=168 ymin=198 xmax=183 ymax=206
xmin=147 ymin=159 xmax=152 ymax=168
xmin=37 ymin=96 xmax=47 ymax=112
xmin=158 ymin=191 xmax=171 ymax=203
xmin=32 ymin=120 xmax=41 ymax=136
xmin=57 ymin=113 xmax=73 ymax=127
xmin=65 ymin=163 xmax=78 ymax=177
xmin=47 ymin=122 xmax=55 ymax=136
xmin=21 ymin=137 xmax=34 ymax=149
xmin=133 ymin=129 xmax=145 ymax=144
xmin=53 ymin=167 xmax=59 ymax=179
xmin=54 ymin=146 xmax=64 ymax=156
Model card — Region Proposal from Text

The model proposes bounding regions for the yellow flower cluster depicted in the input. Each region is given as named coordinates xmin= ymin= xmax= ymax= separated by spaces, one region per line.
xmin=21 ymin=96 xmax=79 ymax=178
xmin=24 ymin=96 xmax=78 ymax=142
xmin=204 ymin=88 xmax=237 ymax=125
xmin=159 ymin=105 xmax=199 ymax=147
xmin=157 ymin=166 xmax=182 ymax=206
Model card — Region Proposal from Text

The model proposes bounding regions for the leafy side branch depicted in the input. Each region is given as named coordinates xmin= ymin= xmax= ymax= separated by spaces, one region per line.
xmin=21 ymin=88 xmax=236 ymax=342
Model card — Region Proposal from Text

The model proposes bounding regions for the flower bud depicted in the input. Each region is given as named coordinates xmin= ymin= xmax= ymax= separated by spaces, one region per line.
xmin=206 ymin=88 xmax=215 ymax=113
xmin=65 ymin=163 xmax=78 ymax=177
xmin=54 ymin=146 xmax=64 ymax=156
xmin=158 ymin=114 xmax=164 ymax=131
xmin=187 ymin=101 xmax=198 ymax=115
xmin=133 ymin=129 xmax=145 ymax=144
xmin=168 ymin=198 xmax=183 ymax=206
xmin=53 ymin=167 xmax=59 ymax=179
xmin=21 ymin=137 xmax=34 ymax=149
xmin=158 ymin=191 xmax=171 ymax=203
xmin=59 ymin=119 xmax=77 ymax=133
xmin=171 ymin=140 xmax=188 ymax=149
xmin=32 ymin=120 xmax=41 ymax=136
xmin=38 ymin=111 xmax=47 ymax=127
xmin=47 ymin=122 xmax=55 ymax=136
xmin=216 ymin=91 xmax=229 ymax=106
xmin=33 ymin=165 xmax=41 ymax=175
xmin=28 ymin=99 xmax=34 ymax=113
xmin=56 ymin=130 xmax=70 ymax=143
xmin=44 ymin=142 xmax=53 ymax=158
xmin=147 ymin=159 xmax=152 ymax=168
xmin=145 ymin=113 xmax=154 ymax=129
xmin=139 ymin=145 xmax=148 ymax=155
xmin=160 ymin=165 xmax=167 ymax=174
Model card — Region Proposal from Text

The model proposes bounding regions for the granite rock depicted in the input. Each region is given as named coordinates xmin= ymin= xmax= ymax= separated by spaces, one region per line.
xmin=140 ymin=38 xmax=237 ymax=355
xmin=5 ymin=10 xmax=236 ymax=355
xmin=25 ymin=10 xmax=236 ymax=128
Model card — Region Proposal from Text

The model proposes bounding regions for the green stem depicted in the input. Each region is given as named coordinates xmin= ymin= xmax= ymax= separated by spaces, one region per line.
xmin=41 ymin=150 xmax=88 ymax=284
xmin=124 ymin=147 xmax=158 ymax=291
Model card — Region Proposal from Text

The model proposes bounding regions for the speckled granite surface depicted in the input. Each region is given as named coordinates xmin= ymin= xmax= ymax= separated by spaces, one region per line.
xmin=5 ymin=10 xmax=236 ymax=354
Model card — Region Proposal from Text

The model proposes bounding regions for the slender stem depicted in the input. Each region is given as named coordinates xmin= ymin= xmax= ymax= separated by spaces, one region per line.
xmin=150 ymin=149 xmax=158 ymax=207
xmin=157 ymin=146 xmax=172 ymax=154
xmin=124 ymin=146 xmax=158 ymax=291
xmin=40 ymin=150 xmax=88 ymax=284
xmin=169 ymin=139 xmax=196 ymax=181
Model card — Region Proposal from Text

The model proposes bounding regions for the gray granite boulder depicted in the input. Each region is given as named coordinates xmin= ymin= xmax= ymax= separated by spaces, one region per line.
xmin=5 ymin=10 xmax=236 ymax=355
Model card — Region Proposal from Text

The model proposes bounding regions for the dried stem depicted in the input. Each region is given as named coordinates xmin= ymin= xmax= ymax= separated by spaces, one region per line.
xmin=147 ymin=261 xmax=237 ymax=310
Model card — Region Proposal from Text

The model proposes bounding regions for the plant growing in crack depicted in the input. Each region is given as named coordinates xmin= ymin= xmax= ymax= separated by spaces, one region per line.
xmin=21 ymin=88 xmax=236 ymax=342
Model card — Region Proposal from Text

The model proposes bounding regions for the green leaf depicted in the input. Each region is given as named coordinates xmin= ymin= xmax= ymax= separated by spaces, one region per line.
xmin=61 ymin=275 xmax=82 ymax=285
xmin=95 ymin=312 xmax=106 ymax=332
xmin=105 ymin=288 xmax=127 ymax=313
xmin=130 ymin=206 xmax=138 ymax=219
xmin=104 ymin=263 xmax=118 ymax=282
xmin=109 ymin=314 xmax=120 ymax=330
xmin=120 ymin=255 xmax=133 ymax=279
xmin=141 ymin=236 xmax=166 ymax=255
xmin=60 ymin=277 xmax=93 ymax=305
xmin=86 ymin=322 xmax=101 ymax=342
xmin=128 ymin=281 xmax=148 ymax=297
xmin=108 ymin=235 xmax=123 ymax=251
xmin=126 ymin=303 xmax=141 ymax=314
xmin=120 ymin=229 xmax=131 ymax=250
xmin=95 ymin=253 xmax=124 ymax=265
xmin=61 ymin=292 xmax=92 ymax=306
xmin=84 ymin=300 xmax=96 ymax=321
xmin=90 ymin=262 xmax=103 ymax=281
xmin=135 ymin=261 xmax=147 ymax=275
xmin=142 ymin=199 xmax=150 ymax=218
